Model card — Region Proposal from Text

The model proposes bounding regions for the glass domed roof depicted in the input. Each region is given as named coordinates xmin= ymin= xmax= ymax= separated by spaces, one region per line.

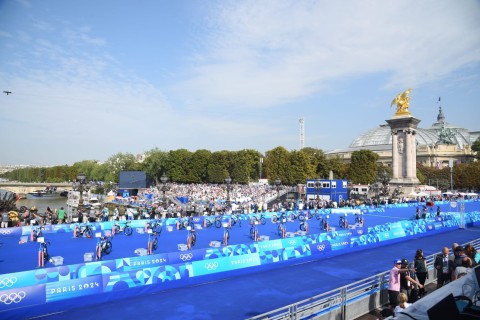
xmin=349 ymin=107 xmax=476 ymax=149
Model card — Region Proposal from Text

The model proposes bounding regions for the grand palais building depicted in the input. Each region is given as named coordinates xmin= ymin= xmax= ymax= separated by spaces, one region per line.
xmin=327 ymin=106 xmax=479 ymax=168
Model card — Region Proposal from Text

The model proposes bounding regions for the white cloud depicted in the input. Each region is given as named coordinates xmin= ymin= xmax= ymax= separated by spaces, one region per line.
xmin=176 ymin=0 xmax=480 ymax=109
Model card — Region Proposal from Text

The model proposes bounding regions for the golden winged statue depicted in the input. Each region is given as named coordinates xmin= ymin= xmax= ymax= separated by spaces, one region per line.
xmin=390 ymin=88 xmax=412 ymax=115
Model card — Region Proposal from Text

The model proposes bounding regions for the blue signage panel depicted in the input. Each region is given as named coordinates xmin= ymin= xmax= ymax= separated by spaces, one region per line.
xmin=45 ymin=275 xmax=103 ymax=302
xmin=0 ymin=284 xmax=45 ymax=312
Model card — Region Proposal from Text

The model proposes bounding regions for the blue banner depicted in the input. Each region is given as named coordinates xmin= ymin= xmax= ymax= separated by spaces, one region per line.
xmin=46 ymin=275 xmax=103 ymax=302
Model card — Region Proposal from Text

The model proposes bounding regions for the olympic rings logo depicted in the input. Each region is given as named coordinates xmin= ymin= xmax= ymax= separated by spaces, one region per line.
xmin=193 ymin=218 xmax=200 ymax=222
xmin=0 ymin=277 xmax=17 ymax=288
xmin=179 ymin=253 xmax=193 ymax=261
xmin=0 ymin=229 xmax=12 ymax=235
xmin=0 ymin=291 xmax=26 ymax=304
xmin=204 ymin=262 xmax=219 ymax=271
xmin=288 ymin=240 xmax=297 ymax=246
xmin=316 ymin=244 xmax=326 ymax=251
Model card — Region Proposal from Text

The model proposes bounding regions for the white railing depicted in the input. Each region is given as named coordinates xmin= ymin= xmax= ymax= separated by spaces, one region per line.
xmin=247 ymin=238 xmax=480 ymax=320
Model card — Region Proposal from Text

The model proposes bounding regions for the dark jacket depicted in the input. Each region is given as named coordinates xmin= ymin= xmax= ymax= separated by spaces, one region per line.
xmin=434 ymin=254 xmax=453 ymax=276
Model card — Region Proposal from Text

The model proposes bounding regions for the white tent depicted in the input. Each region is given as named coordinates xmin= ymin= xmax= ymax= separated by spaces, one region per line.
xmin=443 ymin=191 xmax=454 ymax=196
xmin=417 ymin=192 xmax=429 ymax=197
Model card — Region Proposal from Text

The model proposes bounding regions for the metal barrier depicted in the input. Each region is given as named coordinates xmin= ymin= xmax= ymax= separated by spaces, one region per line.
xmin=247 ymin=238 xmax=480 ymax=320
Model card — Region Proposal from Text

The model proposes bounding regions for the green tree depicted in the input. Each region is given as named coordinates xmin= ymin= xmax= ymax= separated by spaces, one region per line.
xmin=190 ymin=149 xmax=212 ymax=183
xmin=207 ymin=151 xmax=232 ymax=183
xmin=327 ymin=156 xmax=349 ymax=180
xmin=289 ymin=150 xmax=315 ymax=184
xmin=231 ymin=149 xmax=261 ymax=184
xmin=348 ymin=150 xmax=379 ymax=184
xmin=142 ymin=149 xmax=169 ymax=183
xmin=264 ymin=146 xmax=291 ymax=184
xmin=103 ymin=153 xmax=137 ymax=183
xmin=166 ymin=149 xmax=193 ymax=183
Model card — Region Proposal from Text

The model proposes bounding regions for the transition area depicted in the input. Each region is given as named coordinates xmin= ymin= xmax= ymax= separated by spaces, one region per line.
xmin=1 ymin=200 xmax=479 ymax=319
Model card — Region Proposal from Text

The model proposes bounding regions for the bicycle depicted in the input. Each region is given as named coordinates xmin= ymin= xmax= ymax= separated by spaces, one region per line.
xmin=303 ymin=209 xmax=323 ymax=220
xmin=36 ymin=238 xmax=50 ymax=268
xmin=204 ymin=215 xmax=222 ymax=228
xmin=96 ymin=236 xmax=113 ymax=260
xmin=230 ymin=214 xmax=242 ymax=227
xmin=277 ymin=218 xmax=287 ymax=238
xmin=249 ymin=219 xmax=259 ymax=241
xmin=320 ymin=215 xmax=330 ymax=232
xmin=299 ymin=217 xmax=309 ymax=233
xmin=146 ymin=219 xmax=163 ymax=234
xmin=354 ymin=213 xmax=364 ymax=226
xmin=112 ymin=220 xmax=133 ymax=236
xmin=339 ymin=214 xmax=348 ymax=229
xmin=223 ymin=223 xmax=230 ymax=246
xmin=251 ymin=213 xmax=266 ymax=225
xmin=186 ymin=226 xmax=197 ymax=249
xmin=74 ymin=223 xmax=94 ymax=238
xmin=31 ymin=225 xmax=45 ymax=242
xmin=147 ymin=229 xmax=159 ymax=254
xmin=272 ymin=212 xmax=287 ymax=223
xmin=177 ymin=216 xmax=194 ymax=230
xmin=288 ymin=211 xmax=305 ymax=222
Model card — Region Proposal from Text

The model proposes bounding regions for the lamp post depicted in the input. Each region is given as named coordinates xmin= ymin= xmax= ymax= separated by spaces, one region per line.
xmin=73 ymin=173 xmax=91 ymax=214
xmin=224 ymin=176 xmax=232 ymax=206
xmin=157 ymin=173 xmax=169 ymax=207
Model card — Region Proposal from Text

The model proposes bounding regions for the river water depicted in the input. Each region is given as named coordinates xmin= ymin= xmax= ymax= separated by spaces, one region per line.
xmin=16 ymin=197 xmax=69 ymax=213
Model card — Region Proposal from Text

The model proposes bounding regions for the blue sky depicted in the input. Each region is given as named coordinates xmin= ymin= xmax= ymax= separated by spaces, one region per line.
xmin=1 ymin=0 xmax=479 ymax=166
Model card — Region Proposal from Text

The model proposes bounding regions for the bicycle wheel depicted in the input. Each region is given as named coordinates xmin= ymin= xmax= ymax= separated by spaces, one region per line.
xmin=192 ymin=233 xmax=197 ymax=247
xmin=152 ymin=238 xmax=158 ymax=251
xmin=215 ymin=219 xmax=221 ymax=228
xmin=298 ymin=213 xmax=305 ymax=221
xmin=272 ymin=215 xmax=278 ymax=223
xmin=300 ymin=223 xmax=306 ymax=231
xmin=85 ymin=228 xmax=93 ymax=239
xmin=288 ymin=213 xmax=295 ymax=221
xmin=104 ymin=241 xmax=113 ymax=254
xmin=206 ymin=219 xmax=212 ymax=228
xmin=124 ymin=226 xmax=133 ymax=236
xmin=44 ymin=249 xmax=49 ymax=263
xmin=260 ymin=217 xmax=266 ymax=225
xmin=277 ymin=224 xmax=283 ymax=236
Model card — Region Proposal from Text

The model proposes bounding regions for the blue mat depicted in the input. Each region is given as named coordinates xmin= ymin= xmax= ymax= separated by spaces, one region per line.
xmin=0 ymin=201 xmax=478 ymax=320
xmin=36 ymin=226 xmax=480 ymax=320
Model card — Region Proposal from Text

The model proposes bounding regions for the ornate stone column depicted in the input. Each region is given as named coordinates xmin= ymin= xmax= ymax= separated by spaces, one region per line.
xmin=391 ymin=130 xmax=399 ymax=179
xmin=386 ymin=117 xmax=420 ymax=187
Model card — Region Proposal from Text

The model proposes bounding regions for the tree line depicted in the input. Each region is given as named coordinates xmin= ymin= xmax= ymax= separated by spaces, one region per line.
xmin=2 ymin=147 xmax=480 ymax=191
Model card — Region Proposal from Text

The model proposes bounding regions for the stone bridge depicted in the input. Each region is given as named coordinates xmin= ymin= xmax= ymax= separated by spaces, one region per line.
xmin=0 ymin=182 xmax=72 ymax=196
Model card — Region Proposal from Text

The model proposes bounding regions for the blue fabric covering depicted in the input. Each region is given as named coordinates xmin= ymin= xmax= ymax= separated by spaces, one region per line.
xmin=0 ymin=200 xmax=479 ymax=319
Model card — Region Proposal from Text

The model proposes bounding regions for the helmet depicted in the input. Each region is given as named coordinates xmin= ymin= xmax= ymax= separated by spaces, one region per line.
xmin=401 ymin=258 xmax=409 ymax=265
xmin=31 ymin=206 xmax=37 ymax=211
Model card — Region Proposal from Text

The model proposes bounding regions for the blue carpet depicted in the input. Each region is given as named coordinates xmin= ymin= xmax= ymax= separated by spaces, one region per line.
xmin=22 ymin=205 xmax=480 ymax=320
